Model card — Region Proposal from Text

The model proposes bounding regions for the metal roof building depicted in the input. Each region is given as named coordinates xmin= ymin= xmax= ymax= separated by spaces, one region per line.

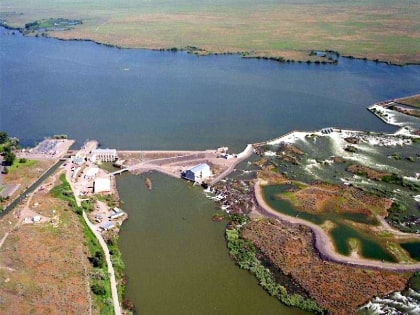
xmin=99 ymin=221 xmax=115 ymax=231
xmin=94 ymin=177 xmax=111 ymax=193
xmin=182 ymin=163 xmax=212 ymax=183
xmin=91 ymin=149 xmax=118 ymax=162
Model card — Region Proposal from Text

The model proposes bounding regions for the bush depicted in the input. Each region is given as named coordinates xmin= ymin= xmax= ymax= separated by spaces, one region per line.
xmin=91 ymin=283 xmax=106 ymax=296
xmin=225 ymin=225 xmax=323 ymax=313
xmin=89 ymin=250 xmax=105 ymax=268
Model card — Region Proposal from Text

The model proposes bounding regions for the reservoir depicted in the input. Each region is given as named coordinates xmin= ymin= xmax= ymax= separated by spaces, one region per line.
xmin=1 ymin=27 xmax=419 ymax=313
xmin=1 ymin=27 xmax=419 ymax=152
xmin=117 ymin=173 xmax=309 ymax=314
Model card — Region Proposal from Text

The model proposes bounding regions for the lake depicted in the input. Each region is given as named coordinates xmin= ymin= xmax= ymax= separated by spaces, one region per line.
xmin=2 ymin=27 xmax=419 ymax=152
xmin=1 ymin=27 xmax=419 ymax=314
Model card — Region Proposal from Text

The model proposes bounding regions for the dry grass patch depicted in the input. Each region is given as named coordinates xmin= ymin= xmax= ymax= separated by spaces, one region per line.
xmin=1 ymin=0 xmax=419 ymax=64
xmin=242 ymin=218 xmax=410 ymax=314
xmin=0 ymin=186 xmax=91 ymax=314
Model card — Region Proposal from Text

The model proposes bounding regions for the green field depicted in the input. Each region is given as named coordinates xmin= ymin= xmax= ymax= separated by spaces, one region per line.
xmin=1 ymin=0 xmax=419 ymax=64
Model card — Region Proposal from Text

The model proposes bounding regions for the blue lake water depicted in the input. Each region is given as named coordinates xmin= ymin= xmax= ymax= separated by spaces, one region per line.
xmin=1 ymin=27 xmax=419 ymax=152
xmin=1 ymin=27 xmax=419 ymax=314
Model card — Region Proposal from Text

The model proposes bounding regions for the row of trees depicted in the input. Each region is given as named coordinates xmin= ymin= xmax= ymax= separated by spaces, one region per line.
xmin=1 ymin=131 xmax=18 ymax=167
xmin=226 ymin=218 xmax=324 ymax=313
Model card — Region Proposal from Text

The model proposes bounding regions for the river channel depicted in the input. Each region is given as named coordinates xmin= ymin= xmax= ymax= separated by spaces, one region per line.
xmin=1 ymin=27 xmax=419 ymax=314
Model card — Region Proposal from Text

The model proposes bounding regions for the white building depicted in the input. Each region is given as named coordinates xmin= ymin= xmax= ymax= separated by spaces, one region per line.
xmin=94 ymin=177 xmax=111 ymax=193
xmin=91 ymin=149 xmax=118 ymax=162
xmin=182 ymin=163 xmax=212 ymax=183
xmin=85 ymin=167 xmax=99 ymax=179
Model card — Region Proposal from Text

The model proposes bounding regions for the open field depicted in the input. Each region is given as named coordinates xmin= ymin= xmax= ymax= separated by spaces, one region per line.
xmin=0 ymin=174 xmax=92 ymax=315
xmin=396 ymin=94 xmax=420 ymax=109
xmin=1 ymin=0 xmax=419 ymax=64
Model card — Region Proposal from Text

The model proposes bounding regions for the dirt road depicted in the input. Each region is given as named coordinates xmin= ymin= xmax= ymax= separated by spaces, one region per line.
xmin=253 ymin=182 xmax=420 ymax=272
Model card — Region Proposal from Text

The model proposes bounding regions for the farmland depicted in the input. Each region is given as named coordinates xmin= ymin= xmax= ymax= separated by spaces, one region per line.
xmin=1 ymin=0 xmax=419 ymax=64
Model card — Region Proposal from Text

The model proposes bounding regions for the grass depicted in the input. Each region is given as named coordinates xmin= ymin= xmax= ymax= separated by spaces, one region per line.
xmin=2 ymin=159 xmax=54 ymax=198
xmin=395 ymin=94 xmax=420 ymax=108
xmin=386 ymin=242 xmax=413 ymax=263
xmin=8 ymin=158 xmax=36 ymax=172
xmin=0 ymin=173 xmax=92 ymax=314
xmin=9 ymin=159 xmax=37 ymax=172
xmin=1 ymin=0 xmax=419 ymax=64
xmin=52 ymin=173 xmax=114 ymax=314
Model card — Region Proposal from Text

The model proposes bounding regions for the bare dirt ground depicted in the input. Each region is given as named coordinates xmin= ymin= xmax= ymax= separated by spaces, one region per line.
xmin=119 ymin=147 xmax=252 ymax=185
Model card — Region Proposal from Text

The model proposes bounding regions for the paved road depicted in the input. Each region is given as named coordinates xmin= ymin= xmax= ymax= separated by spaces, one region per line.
xmin=254 ymin=182 xmax=420 ymax=272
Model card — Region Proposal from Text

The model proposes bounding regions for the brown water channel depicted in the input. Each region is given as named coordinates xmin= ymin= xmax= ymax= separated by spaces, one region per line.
xmin=117 ymin=173 xmax=310 ymax=315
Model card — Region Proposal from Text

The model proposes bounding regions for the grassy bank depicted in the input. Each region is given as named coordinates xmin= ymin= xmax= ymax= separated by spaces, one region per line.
xmin=1 ymin=0 xmax=419 ymax=64
xmin=51 ymin=174 xmax=114 ymax=314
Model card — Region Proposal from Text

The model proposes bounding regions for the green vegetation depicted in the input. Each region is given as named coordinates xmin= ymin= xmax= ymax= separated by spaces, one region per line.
xmin=104 ymin=233 xmax=126 ymax=301
xmin=386 ymin=201 xmax=420 ymax=233
xmin=1 ymin=0 xmax=418 ymax=64
xmin=51 ymin=174 xmax=114 ymax=314
xmin=8 ymin=158 xmax=36 ymax=172
xmin=226 ymin=217 xmax=323 ymax=313
xmin=0 ymin=131 xmax=19 ymax=166
xmin=96 ymin=194 xmax=117 ymax=208
xmin=24 ymin=18 xmax=81 ymax=32
xmin=408 ymin=272 xmax=420 ymax=291
xmin=81 ymin=198 xmax=95 ymax=212
xmin=53 ymin=134 xmax=68 ymax=139
xmin=381 ymin=174 xmax=420 ymax=192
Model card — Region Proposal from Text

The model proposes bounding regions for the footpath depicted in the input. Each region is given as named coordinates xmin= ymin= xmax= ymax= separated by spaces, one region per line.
xmin=67 ymin=170 xmax=121 ymax=315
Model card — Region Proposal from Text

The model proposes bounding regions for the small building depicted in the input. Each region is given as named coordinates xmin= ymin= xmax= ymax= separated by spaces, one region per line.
xmin=72 ymin=156 xmax=85 ymax=165
xmin=32 ymin=216 xmax=41 ymax=223
xmin=109 ymin=211 xmax=125 ymax=220
xmin=85 ymin=167 xmax=99 ymax=179
xmin=94 ymin=177 xmax=111 ymax=193
xmin=182 ymin=163 xmax=212 ymax=183
xmin=91 ymin=149 xmax=118 ymax=162
xmin=99 ymin=221 xmax=115 ymax=231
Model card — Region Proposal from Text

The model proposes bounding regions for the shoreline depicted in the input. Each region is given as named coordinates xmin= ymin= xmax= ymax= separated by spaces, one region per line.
xmin=1 ymin=25 xmax=419 ymax=66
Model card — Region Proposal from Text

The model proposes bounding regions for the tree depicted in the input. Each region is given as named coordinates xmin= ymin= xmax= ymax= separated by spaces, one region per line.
xmin=0 ymin=131 xmax=7 ymax=144
xmin=91 ymin=283 xmax=106 ymax=296
xmin=4 ymin=151 xmax=15 ymax=166
xmin=89 ymin=250 xmax=105 ymax=268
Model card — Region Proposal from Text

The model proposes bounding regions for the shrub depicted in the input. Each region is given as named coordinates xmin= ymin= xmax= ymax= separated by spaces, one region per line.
xmin=91 ymin=283 xmax=106 ymax=296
